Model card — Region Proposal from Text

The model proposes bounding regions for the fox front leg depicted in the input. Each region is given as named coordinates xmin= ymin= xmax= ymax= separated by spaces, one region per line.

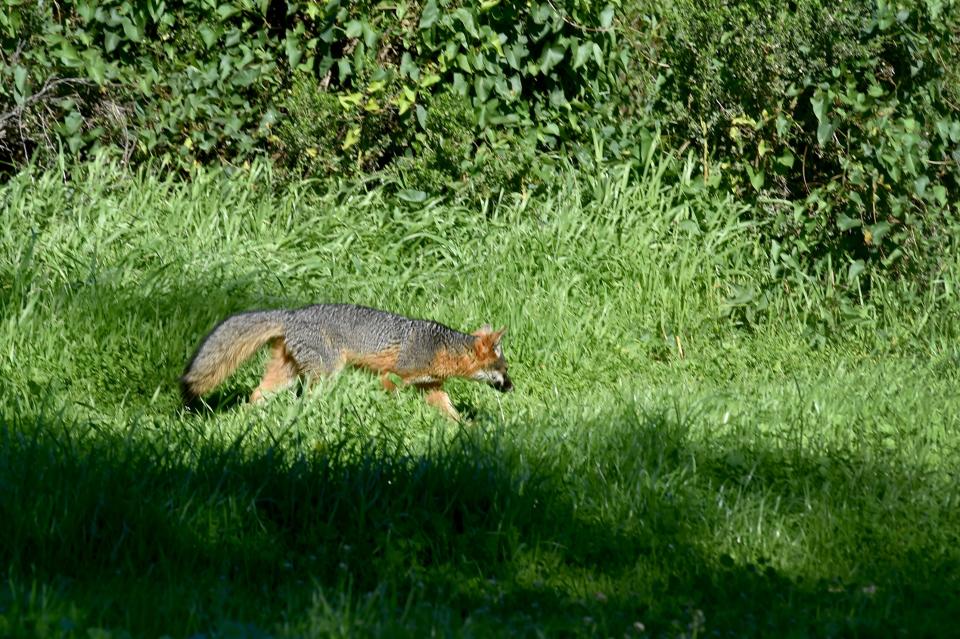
xmin=415 ymin=382 xmax=460 ymax=422
xmin=380 ymin=372 xmax=400 ymax=393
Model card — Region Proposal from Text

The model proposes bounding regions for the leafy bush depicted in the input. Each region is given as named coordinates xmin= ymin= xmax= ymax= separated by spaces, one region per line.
xmin=0 ymin=0 xmax=282 ymax=170
xmin=271 ymin=73 xmax=400 ymax=178
xmin=642 ymin=0 xmax=960 ymax=310
xmin=0 ymin=0 xmax=626 ymax=181
xmin=258 ymin=0 xmax=632 ymax=199
xmin=3 ymin=0 xmax=959 ymax=315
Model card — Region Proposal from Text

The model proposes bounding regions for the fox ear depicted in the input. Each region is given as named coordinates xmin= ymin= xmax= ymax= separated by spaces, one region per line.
xmin=492 ymin=326 xmax=507 ymax=345
xmin=473 ymin=334 xmax=491 ymax=358
xmin=471 ymin=323 xmax=494 ymax=337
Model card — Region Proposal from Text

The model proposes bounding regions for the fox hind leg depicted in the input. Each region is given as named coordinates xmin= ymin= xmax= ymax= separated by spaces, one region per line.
xmin=250 ymin=339 xmax=300 ymax=403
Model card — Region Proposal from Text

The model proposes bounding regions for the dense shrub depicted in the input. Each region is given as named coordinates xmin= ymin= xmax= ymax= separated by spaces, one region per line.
xmin=2 ymin=0 xmax=958 ymax=310
xmin=0 ymin=0 xmax=282 ymax=167
xmin=0 ymin=0 xmax=624 ymax=182
xmin=641 ymin=0 xmax=960 ymax=305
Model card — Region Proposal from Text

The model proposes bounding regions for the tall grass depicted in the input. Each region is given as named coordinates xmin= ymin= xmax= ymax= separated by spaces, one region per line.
xmin=1 ymin=156 xmax=958 ymax=637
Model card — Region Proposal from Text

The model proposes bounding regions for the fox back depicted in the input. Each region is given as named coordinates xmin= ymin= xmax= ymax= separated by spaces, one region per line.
xmin=283 ymin=304 xmax=477 ymax=376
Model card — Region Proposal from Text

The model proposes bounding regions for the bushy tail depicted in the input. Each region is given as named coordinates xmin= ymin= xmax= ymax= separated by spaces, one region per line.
xmin=181 ymin=310 xmax=286 ymax=404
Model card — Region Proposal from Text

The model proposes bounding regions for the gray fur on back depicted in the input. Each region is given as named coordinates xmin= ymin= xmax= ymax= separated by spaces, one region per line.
xmin=281 ymin=304 xmax=474 ymax=374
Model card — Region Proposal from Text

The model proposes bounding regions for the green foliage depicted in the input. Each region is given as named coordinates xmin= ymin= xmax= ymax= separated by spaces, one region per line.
xmin=0 ymin=0 xmax=282 ymax=167
xmin=643 ymin=0 xmax=960 ymax=317
xmin=3 ymin=0 xmax=959 ymax=311
xmin=272 ymin=73 xmax=401 ymax=177
xmin=0 ymin=0 xmax=625 ymax=179
xmin=389 ymin=92 xmax=543 ymax=200
xmin=273 ymin=78 xmax=537 ymax=201
xmin=259 ymin=0 xmax=634 ymax=198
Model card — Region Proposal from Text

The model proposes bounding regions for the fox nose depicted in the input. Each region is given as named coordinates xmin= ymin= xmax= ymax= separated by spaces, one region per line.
xmin=495 ymin=375 xmax=513 ymax=393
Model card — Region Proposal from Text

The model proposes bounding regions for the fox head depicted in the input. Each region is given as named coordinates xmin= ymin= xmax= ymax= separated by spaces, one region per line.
xmin=471 ymin=325 xmax=513 ymax=392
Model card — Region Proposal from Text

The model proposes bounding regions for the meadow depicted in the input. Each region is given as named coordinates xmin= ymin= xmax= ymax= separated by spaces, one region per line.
xmin=2 ymin=155 xmax=959 ymax=637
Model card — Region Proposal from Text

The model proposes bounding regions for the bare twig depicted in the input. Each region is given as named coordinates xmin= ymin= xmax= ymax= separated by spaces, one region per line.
xmin=17 ymin=107 xmax=28 ymax=163
xmin=0 ymin=39 xmax=25 ymax=69
xmin=544 ymin=0 xmax=615 ymax=34
xmin=801 ymin=144 xmax=809 ymax=193
xmin=0 ymin=77 xmax=96 ymax=128
xmin=319 ymin=68 xmax=332 ymax=91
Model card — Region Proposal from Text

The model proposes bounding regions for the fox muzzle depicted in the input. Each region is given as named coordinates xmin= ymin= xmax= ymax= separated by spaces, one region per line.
xmin=493 ymin=374 xmax=513 ymax=393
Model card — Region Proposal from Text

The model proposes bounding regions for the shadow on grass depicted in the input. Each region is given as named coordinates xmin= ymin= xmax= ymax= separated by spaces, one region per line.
xmin=2 ymin=399 xmax=959 ymax=638
xmin=185 ymin=388 xmax=252 ymax=414
xmin=6 ymin=272 xmax=310 ymax=416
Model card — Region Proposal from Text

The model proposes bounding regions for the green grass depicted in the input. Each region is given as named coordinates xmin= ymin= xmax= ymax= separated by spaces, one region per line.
xmin=1 ymin=157 xmax=959 ymax=638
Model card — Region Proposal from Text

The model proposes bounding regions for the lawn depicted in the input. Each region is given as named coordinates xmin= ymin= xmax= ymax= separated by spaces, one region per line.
xmin=1 ymin=158 xmax=959 ymax=637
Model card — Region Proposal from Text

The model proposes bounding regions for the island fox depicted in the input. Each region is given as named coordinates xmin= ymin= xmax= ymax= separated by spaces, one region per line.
xmin=180 ymin=303 xmax=512 ymax=420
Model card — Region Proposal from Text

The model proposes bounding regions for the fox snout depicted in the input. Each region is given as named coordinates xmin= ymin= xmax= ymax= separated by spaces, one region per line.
xmin=493 ymin=373 xmax=513 ymax=393
xmin=483 ymin=369 xmax=512 ymax=393
xmin=473 ymin=367 xmax=513 ymax=392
